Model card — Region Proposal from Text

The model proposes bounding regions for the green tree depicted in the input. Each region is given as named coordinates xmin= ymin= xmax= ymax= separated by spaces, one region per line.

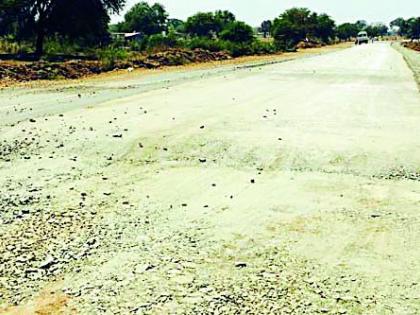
xmin=123 ymin=2 xmax=168 ymax=35
xmin=48 ymin=0 xmax=112 ymax=45
xmin=407 ymin=17 xmax=420 ymax=39
xmin=220 ymin=21 xmax=254 ymax=43
xmin=0 ymin=0 xmax=124 ymax=56
xmin=311 ymin=13 xmax=335 ymax=43
xmin=0 ymin=4 xmax=34 ymax=39
xmin=365 ymin=23 xmax=388 ymax=37
xmin=167 ymin=18 xmax=185 ymax=33
xmin=109 ymin=22 xmax=127 ymax=33
xmin=355 ymin=20 xmax=368 ymax=31
xmin=390 ymin=17 xmax=409 ymax=35
xmin=336 ymin=23 xmax=359 ymax=41
xmin=184 ymin=10 xmax=236 ymax=38
xmin=272 ymin=8 xmax=312 ymax=49
xmin=214 ymin=10 xmax=236 ymax=30
xmin=390 ymin=17 xmax=420 ymax=39
xmin=184 ymin=12 xmax=219 ymax=37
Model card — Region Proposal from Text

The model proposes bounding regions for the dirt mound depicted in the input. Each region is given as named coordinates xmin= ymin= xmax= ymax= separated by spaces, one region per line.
xmin=0 ymin=60 xmax=103 ymax=81
xmin=403 ymin=41 xmax=420 ymax=52
xmin=136 ymin=48 xmax=232 ymax=68
xmin=0 ymin=48 xmax=232 ymax=82
xmin=296 ymin=41 xmax=322 ymax=49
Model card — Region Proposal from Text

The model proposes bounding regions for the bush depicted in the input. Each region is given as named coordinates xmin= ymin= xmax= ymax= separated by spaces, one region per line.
xmin=146 ymin=33 xmax=178 ymax=51
xmin=44 ymin=38 xmax=83 ymax=55
xmin=250 ymin=40 xmax=278 ymax=54
xmin=222 ymin=41 xmax=252 ymax=57
xmin=97 ymin=47 xmax=128 ymax=70
xmin=186 ymin=37 xmax=225 ymax=52
xmin=0 ymin=36 xmax=32 ymax=54
xmin=185 ymin=37 xmax=279 ymax=57
xmin=128 ymin=38 xmax=148 ymax=52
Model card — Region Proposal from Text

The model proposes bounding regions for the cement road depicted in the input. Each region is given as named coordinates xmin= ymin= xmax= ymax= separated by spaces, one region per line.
xmin=1 ymin=43 xmax=419 ymax=314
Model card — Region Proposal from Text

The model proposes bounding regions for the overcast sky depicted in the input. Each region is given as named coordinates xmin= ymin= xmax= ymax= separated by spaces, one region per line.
xmin=112 ymin=0 xmax=420 ymax=26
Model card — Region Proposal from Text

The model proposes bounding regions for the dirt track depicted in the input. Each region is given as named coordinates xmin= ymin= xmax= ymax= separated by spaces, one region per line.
xmin=1 ymin=43 xmax=420 ymax=314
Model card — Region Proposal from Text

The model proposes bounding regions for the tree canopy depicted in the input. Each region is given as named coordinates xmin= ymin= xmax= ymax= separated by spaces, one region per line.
xmin=365 ymin=23 xmax=388 ymax=37
xmin=311 ymin=13 xmax=336 ymax=43
xmin=272 ymin=8 xmax=335 ymax=49
xmin=219 ymin=21 xmax=254 ymax=43
xmin=184 ymin=12 xmax=219 ymax=37
xmin=389 ymin=17 xmax=419 ymax=39
xmin=167 ymin=18 xmax=185 ymax=33
xmin=336 ymin=23 xmax=360 ymax=40
xmin=0 ymin=0 xmax=125 ymax=56
xmin=119 ymin=2 xmax=168 ymax=35
xmin=184 ymin=10 xmax=237 ymax=38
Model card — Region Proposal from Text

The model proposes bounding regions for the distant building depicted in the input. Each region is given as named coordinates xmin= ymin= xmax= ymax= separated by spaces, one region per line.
xmin=111 ymin=32 xmax=143 ymax=42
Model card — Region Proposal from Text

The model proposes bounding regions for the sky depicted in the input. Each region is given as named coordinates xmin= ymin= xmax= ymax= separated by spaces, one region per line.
xmin=112 ymin=0 xmax=420 ymax=26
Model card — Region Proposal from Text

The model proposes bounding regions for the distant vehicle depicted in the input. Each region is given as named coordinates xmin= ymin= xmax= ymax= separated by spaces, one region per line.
xmin=355 ymin=31 xmax=369 ymax=45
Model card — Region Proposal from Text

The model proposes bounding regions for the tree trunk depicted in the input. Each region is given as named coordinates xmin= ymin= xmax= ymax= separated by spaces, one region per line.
xmin=35 ymin=27 xmax=45 ymax=58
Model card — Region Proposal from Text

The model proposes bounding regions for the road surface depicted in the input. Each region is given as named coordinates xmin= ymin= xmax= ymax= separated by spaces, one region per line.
xmin=1 ymin=43 xmax=419 ymax=314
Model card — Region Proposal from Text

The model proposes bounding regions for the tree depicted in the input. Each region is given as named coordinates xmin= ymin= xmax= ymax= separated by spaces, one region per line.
xmin=272 ymin=8 xmax=313 ymax=49
xmin=109 ymin=21 xmax=127 ymax=33
xmin=389 ymin=17 xmax=420 ymax=39
xmin=184 ymin=10 xmax=237 ymax=38
xmin=214 ymin=10 xmax=235 ymax=31
xmin=311 ymin=13 xmax=335 ymax=43
xmin=220 ymin=21 xmax=254 ymax=43
xmin=123 ymin=2 xmax=168 ymax=35
xmin=185 ymin=12 xmax=219 ymax=37
xmin=355 ymin=20 xmax=368 ymax=31
xmin=365 ymin=23 xmax=388 ymax=37
xmin=48 ymin=0 xmax=112 ymax=45
xmin=390 ymin=17 xmax=409 ymax=35
xmin=336 ymin=23 xmax=359 ymax=41
xmin=260 ymin=20 xmax=272 ymax=38
xmin=167 ymin=18 xmax=185 ymax=33
xmin=407 ymin=17 xmax=420 ymax=39
xmin=1 ymin=0 xmax=124 ymax=56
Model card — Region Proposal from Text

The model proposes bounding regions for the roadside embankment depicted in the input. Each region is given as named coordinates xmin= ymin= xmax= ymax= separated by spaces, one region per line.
xmin=0 ymin=43 xmax=352 ymax=84
xmin=394 ymin=42 xmax=420 ymax=90
xmin=402 ymin=41 xmax=420 ymax=52
xmin=0 ymin=48 xmax=231 ymax=82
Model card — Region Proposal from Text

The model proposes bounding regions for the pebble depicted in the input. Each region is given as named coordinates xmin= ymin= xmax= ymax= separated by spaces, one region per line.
xmin=235 ymin=262 xmax=247 ymax=268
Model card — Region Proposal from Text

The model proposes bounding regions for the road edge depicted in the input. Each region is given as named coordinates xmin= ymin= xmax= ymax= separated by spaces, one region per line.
xmin=392 ymin=42 xmax=420 ymax=92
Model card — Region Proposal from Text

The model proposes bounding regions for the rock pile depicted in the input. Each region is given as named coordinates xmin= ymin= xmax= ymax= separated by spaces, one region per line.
xmin=0 ymin=48 xmax=232 ymax=82
xmin=0 ymin=61 xmax=103 ymax=81
xmin=403 ymin=41 xmax=420 ymax=52
xmin=137 ymin=48 xmax=231 ymax=68
xmin=296 ymin=41 xmax=322 ymax=49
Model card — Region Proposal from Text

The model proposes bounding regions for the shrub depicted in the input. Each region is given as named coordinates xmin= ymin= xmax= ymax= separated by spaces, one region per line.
xmin=0 ymin=36 xmax=32 ymax=54
xmin=186 ymin=37 xmax=279 ymax=57
xmin=97 ymin=47 xmax=128 ymax=70
xmin=146 ymin=33 xmax=178 ymax=51
xmin=44 ymin=38 xmax=82 ymax=55
xmin=250 ymin=40 xmax=278 ymax=54
xmin=129 ymin=38 xmax=148 ymax=52
xmin=186 ymin=37 xmax=226 ymax=52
